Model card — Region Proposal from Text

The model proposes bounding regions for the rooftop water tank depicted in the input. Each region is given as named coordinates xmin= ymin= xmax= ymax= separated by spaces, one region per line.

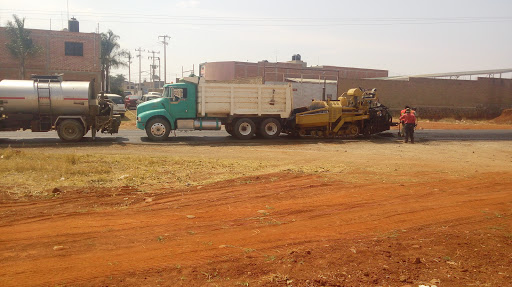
xmin=68 ymin=17 xmax=79 ymax=32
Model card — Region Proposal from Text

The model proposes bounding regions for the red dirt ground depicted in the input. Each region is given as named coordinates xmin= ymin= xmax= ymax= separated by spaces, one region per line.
xmin=416 ymin=121 xmax=512 ymax=130
xmin=415 ymin=109 xmax=512 ymax=130
xmin=492 ymin=109 xmax=512 ymax=125
xmin=1 ymin=171 xmax=511 ymax=286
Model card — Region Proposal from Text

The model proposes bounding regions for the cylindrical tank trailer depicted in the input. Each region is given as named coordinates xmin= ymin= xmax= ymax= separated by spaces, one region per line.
xmin=0 ymin=75 xmax=120 ymax=141
xmin=0 ymin=79 xmax=94 ymax=115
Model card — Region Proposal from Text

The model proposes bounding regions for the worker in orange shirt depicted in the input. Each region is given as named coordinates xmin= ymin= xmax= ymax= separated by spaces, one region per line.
xmin=399 ymin=105 xmax=410 ymax=137
xmin=399 ymin=108 xmax=417 ymax=143
xmin=400 ymin=105 xmax=410 ymax=116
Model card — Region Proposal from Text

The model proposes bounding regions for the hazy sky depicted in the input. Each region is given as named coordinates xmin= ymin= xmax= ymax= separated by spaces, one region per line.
xmin=1 ymin=0 xmax=511 ymax=82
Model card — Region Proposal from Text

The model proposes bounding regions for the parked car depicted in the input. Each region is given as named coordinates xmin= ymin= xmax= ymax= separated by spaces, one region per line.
xmin=125 ymin=94 xmax=141 ymax=109
xmin=104 ymin=94 xmax=127 ymax=117
xmin=137 ymin=94 xmax=163 ymax=106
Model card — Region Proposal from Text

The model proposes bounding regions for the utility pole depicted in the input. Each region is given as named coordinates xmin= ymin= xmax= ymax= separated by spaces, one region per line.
xmin=148 ymin=50 xmax=160 ymax=88
xmin=149 ymin=64 xmax=153 ymax=83
xmin=159 ymin=35 xmax=171 ymax=84
xmin=135 ymin=47 xmax=144 ymax=94
xmin=157 ymin=57 xmax=161 ymax=88
xmin=126 ymin=52 xmax=132 ymax=91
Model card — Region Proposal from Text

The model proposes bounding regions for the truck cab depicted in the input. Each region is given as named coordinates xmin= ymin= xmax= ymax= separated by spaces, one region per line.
xmin=163 ymin=82 xmax=197 ymax=119
xmin=136 ymin=81 xmax=197 ymax=140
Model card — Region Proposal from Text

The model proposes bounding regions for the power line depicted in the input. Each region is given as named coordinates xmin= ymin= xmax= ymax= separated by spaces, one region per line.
xmin=4 ymin=17 xmax=510 ymax=27
xmin=2 ymin=9 xmax=511 ymax=21
xmin=1 ymin=9 xmax=511 ymax=27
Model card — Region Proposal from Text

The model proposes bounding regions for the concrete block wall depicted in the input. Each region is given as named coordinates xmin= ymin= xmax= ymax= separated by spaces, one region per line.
xmin=338 ymin=77 xmax=512 ymax=119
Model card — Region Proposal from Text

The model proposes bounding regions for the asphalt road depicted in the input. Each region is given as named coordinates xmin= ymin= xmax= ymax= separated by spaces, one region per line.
xmin=0 ymin=129 xmax=511 ymax=147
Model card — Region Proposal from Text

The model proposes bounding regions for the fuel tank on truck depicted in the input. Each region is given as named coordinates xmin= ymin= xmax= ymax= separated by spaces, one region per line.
xmin=0 ymin=78 xmax=96 ymax=116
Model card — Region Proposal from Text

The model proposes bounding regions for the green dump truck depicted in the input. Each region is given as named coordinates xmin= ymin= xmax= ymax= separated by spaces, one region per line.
xmin=136 ymin=77 xmax=292 ymax=141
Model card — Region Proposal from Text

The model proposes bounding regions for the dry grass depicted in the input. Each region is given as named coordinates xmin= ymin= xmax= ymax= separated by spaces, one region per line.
xmin=2 ymin=135 xmax=511 ymax=197
xmin=0 ymin=147 xmax=274 ymax=196
xmin=0 ymin=144 xmax=356 ymax=197
xmin=120 ymin=109 xmax=138 ymax=130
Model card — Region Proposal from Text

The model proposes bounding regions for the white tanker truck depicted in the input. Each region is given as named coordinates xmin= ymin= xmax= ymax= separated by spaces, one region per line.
xmin=0 ymin=75 xmax=120 ymax=142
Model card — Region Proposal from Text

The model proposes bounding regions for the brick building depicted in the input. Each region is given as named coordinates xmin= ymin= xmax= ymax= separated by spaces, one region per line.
xmin=0 ymin=22 xmax=101 ymax=91
xmin=199 ymin=55 xmax=388 ymax=83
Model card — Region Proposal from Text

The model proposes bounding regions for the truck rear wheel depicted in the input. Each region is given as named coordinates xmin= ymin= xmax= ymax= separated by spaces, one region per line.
xmin=260 ymin=118 xmax=282 ymax=139
xmin=57 ymin=119 xmax=84 ymax=142
xmin=146 ymin=118 xmax=171 ymax=141
xmin=233 ymin=118 xmax=255 ymax=140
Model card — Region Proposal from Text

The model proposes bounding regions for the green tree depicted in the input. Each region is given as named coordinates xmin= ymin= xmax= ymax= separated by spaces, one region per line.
xmin=100 ymin=30 xmax=127 ymax=92
xmin=5 ymin=15 xmax=41 ymax=79
xmin=109 ymin=74 xmax=126 ymax=95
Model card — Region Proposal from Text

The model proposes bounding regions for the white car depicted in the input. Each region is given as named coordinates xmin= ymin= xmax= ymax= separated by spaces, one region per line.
xmin=104 ymin=94 xmax=127 ymax=117
xmin=137 ymin=94 xmax=163 ymax=105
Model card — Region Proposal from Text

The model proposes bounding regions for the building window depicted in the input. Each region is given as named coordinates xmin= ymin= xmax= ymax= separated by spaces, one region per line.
xmin=65 ymin=42 xmax=83 ymax=56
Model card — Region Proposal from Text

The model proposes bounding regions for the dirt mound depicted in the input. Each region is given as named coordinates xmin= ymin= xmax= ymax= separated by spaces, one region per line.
xmin=492 ymin=109 xmax=512 ymax=124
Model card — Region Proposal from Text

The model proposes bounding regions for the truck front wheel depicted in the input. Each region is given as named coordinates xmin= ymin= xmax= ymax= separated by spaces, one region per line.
xmin=233 ymin=118 xmax=255 ymax=140
xmin=260 ymin=118 xmax=282 ymax=139
xmin=57 ymin=119 xmax=85 ymax=142
xmin=146 ymin=118 xmax=171 ymax=141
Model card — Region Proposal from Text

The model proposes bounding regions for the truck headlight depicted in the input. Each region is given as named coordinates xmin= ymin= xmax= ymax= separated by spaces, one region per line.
xmin=137 ymin=117 xmax=141 ymax=122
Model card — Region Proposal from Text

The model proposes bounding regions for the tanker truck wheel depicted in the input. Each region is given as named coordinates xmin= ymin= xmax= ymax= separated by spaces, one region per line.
xmin=259 ymin=118 xmax=282 ymax=139
xmin=233 ymin=118 xmax=255 ymax=140
xmin=57 ymin=119 xmax=85 ymax=142
xmin=146 ymin=118 xmax=171 ymax=141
